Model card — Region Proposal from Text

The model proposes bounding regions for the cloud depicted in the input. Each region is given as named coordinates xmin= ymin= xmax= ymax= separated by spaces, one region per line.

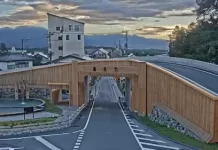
xmin=0 ymin=0 xmax=197 ymax=27
xmin=135 ymin=25 xmax=174 ymax=36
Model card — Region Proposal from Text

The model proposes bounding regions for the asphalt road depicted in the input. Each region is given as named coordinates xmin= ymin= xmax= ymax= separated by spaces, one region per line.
xmin=154 ymin=62 xmax=218 ymax=94
xmin=0 ymin=77 xmax=192 ymax=150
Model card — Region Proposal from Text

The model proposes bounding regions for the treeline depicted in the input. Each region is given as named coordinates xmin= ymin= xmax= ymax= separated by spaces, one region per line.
xmin=169 ymin=0 xmax=218 ymax=64
xmin=127 ymin=49 xmax=167 ymax=56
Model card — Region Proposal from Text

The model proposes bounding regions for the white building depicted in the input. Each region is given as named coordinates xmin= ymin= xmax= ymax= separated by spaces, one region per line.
xmin=0 ymin=53 xmax=33 ymax=71
xmin=47 ymin=13 xmax=85 ymax=61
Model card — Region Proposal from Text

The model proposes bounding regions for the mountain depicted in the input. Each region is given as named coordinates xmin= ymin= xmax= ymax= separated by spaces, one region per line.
xmin=0 ymin=26 xmax=168 ymax=50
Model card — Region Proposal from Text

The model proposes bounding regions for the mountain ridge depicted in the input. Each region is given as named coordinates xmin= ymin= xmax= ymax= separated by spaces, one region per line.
xmin=0 ymin=26 xmax=169 ymax=50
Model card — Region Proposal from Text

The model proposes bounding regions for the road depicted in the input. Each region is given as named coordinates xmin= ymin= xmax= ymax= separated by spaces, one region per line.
xmin=0 ymin=77 xmax=192 ymax=150
xmin=153 ymin=62 xmax=218 ymax=94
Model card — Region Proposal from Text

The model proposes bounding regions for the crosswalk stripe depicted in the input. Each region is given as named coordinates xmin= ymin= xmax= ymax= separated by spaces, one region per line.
xmin=136 ymin=133 xmax=153 ymax=137
xmin=142 ymin=142 xmax=180 ymax=150
xmin=138 ymin=137 xmax=166 ymax=143
xmin=143 ymin=148 xmax=155 ymax=150
xmin=35 ymin=136 xmax=61 ymax=150
xmin=133 ymin=129 xmax=144 ymax=132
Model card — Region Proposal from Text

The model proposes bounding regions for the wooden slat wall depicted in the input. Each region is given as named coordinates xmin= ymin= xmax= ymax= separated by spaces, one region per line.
xmin=146 ymin=63 xmax=217 ymax=142
xmin=0 ymin=63 xmax=72 ymax=85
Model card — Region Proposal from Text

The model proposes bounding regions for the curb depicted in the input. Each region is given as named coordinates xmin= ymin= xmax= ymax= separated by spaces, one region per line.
xmin=130 ymin=111 xmax=200 ymax=150
xmin=0 ymin=101 xmax=89 ymax=135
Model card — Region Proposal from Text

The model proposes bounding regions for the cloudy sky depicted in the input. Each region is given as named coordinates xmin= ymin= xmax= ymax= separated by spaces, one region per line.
xmin=0 ymin=0 xmax=197 ymax=39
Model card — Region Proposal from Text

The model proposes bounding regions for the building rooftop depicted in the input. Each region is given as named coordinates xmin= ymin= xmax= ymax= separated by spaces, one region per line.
xmin=0 ymin=53 xmax=33 ymax=62
xmin=47 ymin=13 xmax=85 ymax=24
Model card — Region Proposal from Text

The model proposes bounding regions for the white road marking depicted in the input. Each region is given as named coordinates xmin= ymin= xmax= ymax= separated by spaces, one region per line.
xmin=138 ymin=137 xmax=166 ymax=143
xmin=131 ymin=124 xmax=139 ymax=128
xmin=136 ymin=133 xmax=153 ymax=137
xmin=35 ymin=136 xmax=61 ymax=150
xmin=74 ymin=146 xmax=79 ymax=149
xmin=141 ymin=142 xmax=179 ymax=150
xmin=119 ymin=103 xmax=179 ymax=150
xmin=142 ymin=148 xmax=155 ymax=150
xmin=119 ymin=103 xmax=145 ymax=150
xmin=133 ymin=129 xmax=144 ymax=132
xmin=0 ymin=148 xmax=23 ymax=150
xmin=71 ymin=102 xmax=95 ymax=150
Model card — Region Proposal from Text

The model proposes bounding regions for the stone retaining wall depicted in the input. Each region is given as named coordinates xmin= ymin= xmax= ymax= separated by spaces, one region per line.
xmin=148 ymin=106 xmax=202 ymax=141
xmin=0 ymin=88 xmax=50 ymax=99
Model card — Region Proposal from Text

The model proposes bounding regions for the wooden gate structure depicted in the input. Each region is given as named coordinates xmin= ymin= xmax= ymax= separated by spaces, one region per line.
xmin=0 ymin=59 xmax=218 ymax=143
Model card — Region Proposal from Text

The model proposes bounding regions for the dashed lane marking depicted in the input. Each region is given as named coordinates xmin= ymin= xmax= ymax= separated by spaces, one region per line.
xmin=35 ymin=136 xmax=61 ymax=150
xmin=72 ymin=101 xmax=95 ymax=150
xmin=73 ymin=131 xmax=84 ymax=150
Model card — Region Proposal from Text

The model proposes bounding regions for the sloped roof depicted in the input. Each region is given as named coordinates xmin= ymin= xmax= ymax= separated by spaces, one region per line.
xmin=47 ymin=13 xmax=85 ymax=24
xmin=0 ymin=53 xmax=33 ymax=62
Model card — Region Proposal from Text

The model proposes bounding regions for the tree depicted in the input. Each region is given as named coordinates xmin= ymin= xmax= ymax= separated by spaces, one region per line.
xmin=0 ymin=43 xmax=8 ymax=56
xmin=33 ymin=54 xmax=43 ymax=66
xmin=196 ymin=0 xmax=218 ymax=26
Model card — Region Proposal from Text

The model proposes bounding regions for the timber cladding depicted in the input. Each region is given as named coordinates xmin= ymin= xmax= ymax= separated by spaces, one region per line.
xmin=0 ymin=59 xmax=217 ymax=143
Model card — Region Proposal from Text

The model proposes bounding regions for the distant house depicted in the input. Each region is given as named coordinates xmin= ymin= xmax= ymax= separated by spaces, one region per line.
xmin=44 ymin=54 xmax=92 ymax=64
xmin=34 ymin=52 xmax=49 ymax=64
xmin=0 ymin=53 xmax=33 ymax=71
xmin=9 ymin=47 xmax=27 ymax=53
xmin=89 ymin=48 xmax=109 ymax=59
xmin=128 ymin=53 xmax=136 ymax=57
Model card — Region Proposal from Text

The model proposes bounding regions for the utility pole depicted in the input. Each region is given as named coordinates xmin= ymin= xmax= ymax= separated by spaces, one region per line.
xmin=47 ymin=31 xmax=53 ymax=64
xmin=21 ymin=39 xmax=28 ymax=53
xmin=124 ymin=30 xmax=128 ymax=56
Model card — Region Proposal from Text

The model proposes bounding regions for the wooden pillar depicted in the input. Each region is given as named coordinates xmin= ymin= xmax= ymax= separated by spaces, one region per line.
xmin=26 ymin=86 xmax=30 ymax=99
xmin=15 ymin=85 xmax=18 ymax=100
xmin=78 ymin=82 xmax=85 ymax=106
xmin=137 ymin=62 xmax=147 ymax=115
xmin=69 ymin=62 xmax=79 ymax=106
xmin=51 ymin=89 xmax=60 ymax=104
xmin=131 ymin=75 xmax=139 ymax=112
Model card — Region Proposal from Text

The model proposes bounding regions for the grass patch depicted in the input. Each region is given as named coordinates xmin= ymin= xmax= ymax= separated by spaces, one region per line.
xmin=44 ymin=99 xmax=62 ymax=114
xmin=0 ymin=117 xmax=56 ymax=127
xmin=138 ymin=115 xmax=218 ymax=150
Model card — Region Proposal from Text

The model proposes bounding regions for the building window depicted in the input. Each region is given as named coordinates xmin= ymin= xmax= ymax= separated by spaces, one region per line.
xmin=7 ymin=64 xmax=15 ymax=70
xmin=13 ymin=62 xmax=29 ymax=69
xmin=58 ymin=46 xmax=63 ymax=50
xmin=58 ymin=36 xmax=62 ymax=40
xmin=56 ymin=27 xmax=60 ymax=31
xmin=78 ymin=35 xmax=81 ymax=40
xmin=69 ymin=25 xmax=73 ymax=30
xmin=75 ymin=25 xmax=79 ymax=31
xmin=66 ymin=35 xmax=70 ymax=40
